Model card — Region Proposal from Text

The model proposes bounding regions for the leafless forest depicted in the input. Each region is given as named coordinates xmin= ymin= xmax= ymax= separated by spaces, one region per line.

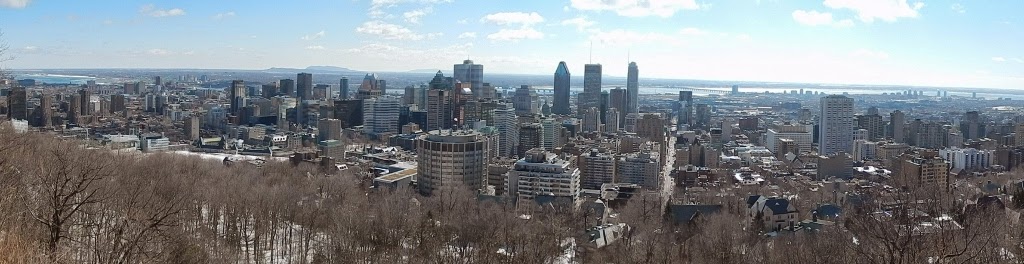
xmin=0 ymin=126 xmax=1021 ymax=263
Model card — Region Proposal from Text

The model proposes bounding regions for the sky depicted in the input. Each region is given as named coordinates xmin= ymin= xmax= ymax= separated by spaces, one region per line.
xmin=0 ymin=0 xmax=1022 ymax=89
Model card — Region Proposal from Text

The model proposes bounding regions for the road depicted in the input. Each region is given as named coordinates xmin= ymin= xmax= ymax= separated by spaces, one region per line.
xmin=660 ymin=134 xmax=676 ymax=206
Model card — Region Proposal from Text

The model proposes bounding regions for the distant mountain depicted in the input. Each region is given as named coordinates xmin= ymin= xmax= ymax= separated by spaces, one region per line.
xmin=406 ymin=69 xmax=443 ymax=74
xmin=264 ymin=66 xmax=360 ymax=73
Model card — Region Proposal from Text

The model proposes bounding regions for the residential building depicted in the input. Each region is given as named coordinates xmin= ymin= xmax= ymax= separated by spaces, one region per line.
xmin=416 ymin=130 xmax=491 ymax=196
xmin=507 ymin=149 xmax=581 ymax=201
xmin=819 ymin=95 xmax=854 ymax=155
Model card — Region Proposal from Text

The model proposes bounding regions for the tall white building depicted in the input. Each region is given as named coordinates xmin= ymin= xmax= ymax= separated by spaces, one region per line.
xmin=605 ymin=108 xmax=620 ymax=133
xmin=507 ymin=149 xmax=580 ymax=201
xmin=582 ymin=107 xmax=601 ymax=132
xmin=765 ymin=123 xmax=814 ymax=155
xmin=362 ymin=96 xmax=401 ymax=135
xmin=616 ymin=151 xmax=661 ymax=190
xmin=416 ymin=130 xmax=491 ymax=196
xmin=819 ymin=95 xmax=855 ymax=155
xmin=580 ymin=148 xmax=617 ymax=190
xmin=939 ymin=147 xmax=993 ymax=171
xmin=541 ymin=117 xmax=562 ymax=151
xmin=492 ymin=103 xmax=519 ymax=158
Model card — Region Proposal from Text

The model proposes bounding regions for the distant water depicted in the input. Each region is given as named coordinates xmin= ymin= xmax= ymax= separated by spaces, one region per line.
xmin=16 ymin=74 xmax=95 ymax=85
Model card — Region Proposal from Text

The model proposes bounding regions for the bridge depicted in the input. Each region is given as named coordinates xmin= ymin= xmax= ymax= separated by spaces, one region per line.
xmin=655 ymin=86 xmax=732 ymax=95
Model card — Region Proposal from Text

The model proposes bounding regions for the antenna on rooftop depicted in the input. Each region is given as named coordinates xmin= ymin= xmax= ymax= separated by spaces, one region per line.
xmin=589 ymin=41 xmax=593 ymax=64
xmin=627 ymin=49 xmax=630 ymax=64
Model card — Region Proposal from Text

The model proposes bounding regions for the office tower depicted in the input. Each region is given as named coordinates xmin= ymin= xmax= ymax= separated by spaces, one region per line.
xmin=6 ymin=86 xmax=27 ymax=120
xmin=553 ymin=61 xmax=571 ymax=115
xmin=856 ymin=114 xmax=885 ymax=141
xmin=68 ymin=93 xmax=81 ymax=124
xmin=38 ymin=94 xmax=52 ymax=127
xmin=78 ymin=89 xmax=92 ymax=115
xmin=731 ymin=85 xmax=739 ymax=95
xmin=319 ymin=140 xmax=345 ymax=160
xmin=694 ymin=104 xmax=711 ymax=129
xmin=541 ymin=117 xmax=563 ymax=150
xmin=890 ymin=110 xmax=906 ymax=143
xmin=186 ymin=115 xmax=201 ymax=141
xmin=866 ymin=106 xmax=880 ymax=116
xmin=332 ymin=99 xmax=364 ymax=128
xmin=358 ymin=73 xmax=386 ymax=99
xmin=513 ymin=85 xmax=538 ymax=115
xmin=279 ymin=79 xmax=296 ymax=97
xmin=317 ymin=118 xmax=342 ymax=141
xmin=517 ymin=123 xmax=544 ymax=157
xmin=416 ymin=130 xmax=491 ymax=196
xmin=960 ymin=111 xmax=984 ymax=141
xmin=261 ymin=84 xmax=278 ymax=99
xmin=605 ymin=108 xmax=620 ymax=133
xmin=110 ymin=94 xmax=126 ymax=114
xmin=626 ymin=62 xmax=639 ymax=115
xmin=313 ymin=84 xmax=331 ymax=100
xmin=580 ymin=148 xmax=616 ymax=190
xmin=617 ymin=151 xmax=660 ymax=190
xmin=766 ymin=123 xmax=814 ymax=155
xmin=578 ymin=64 xmax=602 ymax=115
xmin=296 ymin=73 xmax=313 ymax=101
xmin=582 ymin=107 xmax=601 ymax=132
xmin=123 ymin=83 xmax=134 ymax=95
xmin=609 ymin=88 xmax=627 ymax=127
xmin=363 ymin=96 xmax=401 ymax=136
xmin=636 ymin=113 xmax=667 ymax=143
xmin=493 ymin=104 xmax=518 ymax=158
xmin=819 ymin=95 xmax=855 ymax=155
xmin=507 ymin=149 xmax=580 ymax=201
xmin=402 ymin=86 xmax=417 ymax=105
xmin=339 ymin=77 xmax=350 ymax=100
xmin=479 ymin=83 xmax=497 ymax=100
xmin=678 ymin=91 xmax=693 ymax=130
xmin=426 ymin=89 xmax=453 ymax=131
xmin=230 ymin=80 xmax=246 ymax=122
xmin=135 ymin=82 xmax=146 ymax=94
xmin=453 ymin=60 xmax=483 ymax=96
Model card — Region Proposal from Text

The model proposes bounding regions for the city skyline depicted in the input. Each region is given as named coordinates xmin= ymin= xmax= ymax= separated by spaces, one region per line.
xmin=1 ymin=0 xmax=1023 ymax=89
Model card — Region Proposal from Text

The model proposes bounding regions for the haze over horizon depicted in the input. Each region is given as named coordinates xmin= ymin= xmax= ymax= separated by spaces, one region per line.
xmin=1 ymin=0 xmax=1022 ymax=89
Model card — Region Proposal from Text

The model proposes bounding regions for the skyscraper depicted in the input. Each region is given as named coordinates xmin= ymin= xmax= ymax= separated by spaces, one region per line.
xmin=6 ymin=86 xmax=27 ymax=121
xmin=425 ymin=89 xmax=452 ymax=131
xmin=296 ymin=73 xmax=313 ymax=101
xmin=339 ymin=77 xmax=350 ymax=100
xmin=78 ymin=89 xmax=92 ymax=115
xmin=582 ymin=107 xmax=601 ymax=132
xmin=578 ymin=64 xmax=602 ymax=116
xmin=357 ymin=73 xmax=384 ymax=99
xmin=363 ymin=96 xmax=401 ymax=135
xmin=626 ymin=62 xmax=639 ymax=114
xmin=492 ymin=103 xmax=518 ymax=158
xmin=279 ymin=79 xmax=296 ymax=97
xmin=38 ymin=94 xmax=52 ymax=127
xmin=819 ymin=95 xmax=855 ymax=155
xmin=513 ymin=85 xmax=538 ymax=115
xmin=453 ymin=60 xmax=483 ymax=97
xmin=230 ymin=80 xmax=246 ymax=121
xmin=552 ymin=61 xmax=571 ymax=115
xmin=416 ymin=130 xmax=491 ymax=196
xmin=890 ymin=110 xmax=906 ymax=143
xmin=609 ymin=88 xmax=627 ymax=128
xmin=678 ymin=91 xmax=693 ymax=130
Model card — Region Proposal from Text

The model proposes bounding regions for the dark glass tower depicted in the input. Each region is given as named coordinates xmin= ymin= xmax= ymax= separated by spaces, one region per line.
xmin=339 ymin=77 xmax=350 ymax=100
xmin=296 ymin=73 xmax=313 ymax=101
xmin=552 ymin=61 xmax=571 ymax=115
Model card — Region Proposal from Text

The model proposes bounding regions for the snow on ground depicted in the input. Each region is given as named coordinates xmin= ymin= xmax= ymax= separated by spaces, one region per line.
xmin=170 ymin=150 xmax=289 ymax=162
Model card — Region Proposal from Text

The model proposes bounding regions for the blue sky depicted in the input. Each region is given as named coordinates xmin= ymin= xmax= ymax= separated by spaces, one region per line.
xmin=1 ymin=0 xmax=1022 ymax=89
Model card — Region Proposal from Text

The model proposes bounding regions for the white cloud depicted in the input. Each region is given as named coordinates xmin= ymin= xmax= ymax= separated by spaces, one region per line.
xmin=344 ymin=43 xmax=473 ymax=70
xmin=589 ymin=29 xmax=681 ymax=47
xmin=458 ymin=32 xmax=477 ymax=39
xmin=570 ymin=0 xmax=701 ymax=17
xmin=140 ymin=5 xmax=186 ymax=17
xmin=487 ymin=28 xmax=545 ymax=41
xmin=23 ymin=46 xmax=37 ymax=51
xmin=735 ymin=34 xmax=752 ymax=41
xmin=213 ymin=11 xmax=236 ymax=20
xmin=679 ymin=27 xmax=707 ymax=35
xmin=370 ymin=0 xmax=452 ymax=10
xmin=950 ymin=3 xmax=965 ymax=13
xmin=822 ymin=0 xmax=924 ymax=23
xmin=305 ymin=45 xmax=326 ymax=50
xmin=561 ymin=16 xmax=596 ymax=31
xmin=481 ymin=12 xmax=545 ymax=26
xmin=792 ymin=10 xmax=854 ymax=27
xmin=147 ymin=49 xmax=171 ymax=56
xmin=302 ymin=30 xmax=326 ymax=40
xmin=356 ymin=21 xmax=437 ymax=40
xmin=403 ymin=7 xmax=432 ymax=24
xmin=1013 ymin=58 xmax=1024 ymax=63
xmin=992 ymin=57 xmax=1006 ymax=62
xmin=457 ymin=19 xmax=468 ymax=24
xmin=0 ymin=0 xmax=31 ymax=8
xmin=851 ymin=49 xmax=890 ymax=59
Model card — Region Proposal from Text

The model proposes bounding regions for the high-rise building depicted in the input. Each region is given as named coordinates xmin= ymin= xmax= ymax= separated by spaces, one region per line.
xmin=279 ymin=79 xmax=296 ymax=97
xmin=617 ymin=151 xmax=660 ymax=190
xmin=890 ymin=110 xmax=906 ymax=143
xmin=492 ymin=104 xmax=518 ymax=158
xmin=38 ymin=94 xmax=52 ymax=127
xmin=6 ymin=86 xmax=27 ymax=121
xmin=635 ymin=113 xmax=667 ymax=143
xmin=765 ymin=123 xmax=814 ymax=155
xmin=513 ymin=85 xmax=538 ymax=115
xmin=819 ymin=95 xmax=855 ymax=155
xmin=186 ymin=115 xmax=201 ymax=141
xmin=895 ymin=152 xmax=950 ymax=190
xmin=605 ymin=108 xmax=620 ymax=133
xmin=425 ymin=89 xmax=452 ymax=131
xmin=339 ymin=77 xmax=350 ymax=100
xmin=363 ymin=96 xmax=401 ymax=136
xmin=262 ymin=84 xmax=278 ymax=99
xmin=580 ymin=148 xmax=616 ymax=190
xmin=518 ymin=123 xmax=543 ymax=157
xmin=609 ymin=88 xmax=627 ymax=128
xmin=578 ymin=64 xmax=602 ymax=116
xmin=582 ymin=107 xmax=601 ymax=132
xmin=357 ymin=73 xmax=385 ymax=99
xmin=960 ymin=111 xmax=985 ymax=141
xmin=296 ymin=73 xmax=313 ymax=101
xmin=318 ymin=118 xmax=343 ymax=141
xmin=694 ymin=104 xmax=711 ymax=129
xmin=230 ymin=80 xmax=246 ymax=122
xmin=626 ymin=62 xmax=639 ymax=115
xmin=678 ymin=91 xmax=693 ymax=130
xmin=541 ymin=117 xmax=563 ymax=150
xmin=416 ymin=130 xmax=491 ymax=196
xmin=553 ymin=61 xmax=571 ymax=115
xmin=507 ymin=149 xmax=580 ymax=201
xmin=78 ymin=89 xmax=92 ymax=115
xmin=856 ymin=114 xmax=885 ymax=141
xmin=453 ymin=60 xmax=483 ymax=97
